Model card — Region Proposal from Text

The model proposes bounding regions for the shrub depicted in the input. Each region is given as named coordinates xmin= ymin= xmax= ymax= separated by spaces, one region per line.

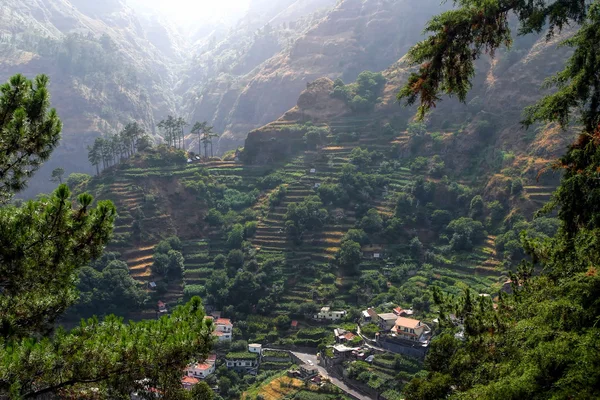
xmin=244 ymin=221 xmax=258 ymax=238
xmin=66 ymin=173 xmax=91 ymax=189
xmin=184 ymin=284 xmax=206 ymax=300
xmin=206 ymin=208 xmax=224 ymax=226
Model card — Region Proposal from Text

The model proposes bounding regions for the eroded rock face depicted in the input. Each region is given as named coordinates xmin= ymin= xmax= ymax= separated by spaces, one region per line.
xmin=243 ymin=77 xmax=350 ymax=164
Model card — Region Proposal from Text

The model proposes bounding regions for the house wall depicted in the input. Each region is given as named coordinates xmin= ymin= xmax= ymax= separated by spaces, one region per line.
xmin=376 ymin=337 xmax=428 ymax=359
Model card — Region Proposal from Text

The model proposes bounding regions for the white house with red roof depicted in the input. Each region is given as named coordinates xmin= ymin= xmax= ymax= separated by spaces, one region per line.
xmin=205 ymin=316 xmax=233 ymax=341
xmin=183 ymin=353 xmax=217 ymax=389
xmin=181 ymin=376 xmax=200 ymax=390
xmin=391 ymin=317 xmax=429 ymax=342
xmin=214 ymin=317 xmax=233 ymax=341
xmin=186 ymin=362 xmax=215 ymax=379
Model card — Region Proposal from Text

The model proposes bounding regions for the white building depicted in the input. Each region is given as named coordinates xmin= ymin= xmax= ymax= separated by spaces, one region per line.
xmin=314 ymin=306 xmax=346 ymax=321
xmin=207 ymin=317 xmax=233 ymax=341
xmin=225 ymin=352 xmax=259 ymax=371
xmin=248 ymin=343 xmax=262 ymax=355
xmin=185 ymin=362 xmax=215 ymax=379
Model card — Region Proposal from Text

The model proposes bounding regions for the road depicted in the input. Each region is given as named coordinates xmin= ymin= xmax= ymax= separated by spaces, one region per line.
xmin=291 ymin=352 xmax=375 ymax=400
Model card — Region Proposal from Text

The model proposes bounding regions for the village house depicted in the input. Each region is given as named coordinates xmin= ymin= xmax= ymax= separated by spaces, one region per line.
xmin=391 ymin=317 xmax=429 ymax=342
xmin=185 ymin=362 xmax=215 ymax=380
xmin=334 ymin=328 xmax=357 ymax=344
xmin=182 ymin=353 xmax=217 ymax=388
xmin=377 ymin=313 xmax=398 ymax=330
xmin=248 ymin=343 xmax=262 ymax=355
xmin=206 ymin=316 xmax=233 ymax=341
xmin=361 ymin=244 xmax=385 ymax=259
xmin=225 ymin=351 xmax=259 ymax=371
xmin=226 ymin=344 xmax=260 ymax=372
xmin=181 ymin=376 xmax=199 ymax=390
xmin=393 ymin=307 xmax=414 ymax=317
xmin=361 ymin=307 xmax=378 ymax=323
xmin=314 ymin=306 xmax=346 ymax=321
xmin=299 ymin=364 xmax=318 ymax=378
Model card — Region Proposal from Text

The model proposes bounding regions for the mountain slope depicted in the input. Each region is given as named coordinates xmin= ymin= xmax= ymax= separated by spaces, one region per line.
xmin=0 ymin=0 xmax=180 ymax=196
xmin=244 ymin=27 xmax=575 ymax=210
xmin=181 ymin=0 xmax=448 ymax=153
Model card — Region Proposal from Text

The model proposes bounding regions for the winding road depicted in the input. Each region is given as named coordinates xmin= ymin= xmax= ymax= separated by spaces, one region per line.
xmin=291 ymin=351 xmax=375 ymax=400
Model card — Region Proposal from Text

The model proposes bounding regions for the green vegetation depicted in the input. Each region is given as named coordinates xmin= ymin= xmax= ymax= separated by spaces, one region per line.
xmin=331 ymin=71 xmax=386 ymax=112
xmin=87 ymin=122 xmax=148 ymax=174
xmin=0 ymin=74 xmax=212 ymax=398
xmin=399 ymin=1 xmax=600 ymax=398
xmin=226 ymin=351 xmax=259 ymax=360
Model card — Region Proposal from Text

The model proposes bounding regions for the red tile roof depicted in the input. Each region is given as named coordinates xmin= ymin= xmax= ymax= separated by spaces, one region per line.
xmin=194 ymin=363 xmax=213 ymax=371
xmin=394 ymin=317 xmax=422 ymax=329
xmin=215 ymin=318 xmax=232 ymax=325
xmin=213 ymin=330 xmax=225 ymax=336
xmin=181 ymin=376 xmax=199 ymax=385
xmin=291 ymin=320 xmax=298 ymax=327
xmin=344 ymin=332 xmax=356 ymax=341
xmin=207 ymin=354 xmax=217 ymax=362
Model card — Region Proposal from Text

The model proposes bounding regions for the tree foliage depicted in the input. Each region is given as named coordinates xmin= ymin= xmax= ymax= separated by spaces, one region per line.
xmin=399 ymin=1 xmax=600 ymax=398
xmin=0 ymin=74 xmax=213 ymax=398
xmin=0 ymin=74 xmax=62 ymax=203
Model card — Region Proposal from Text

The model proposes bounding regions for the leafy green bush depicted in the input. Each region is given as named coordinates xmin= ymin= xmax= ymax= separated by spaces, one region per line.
xmin=184 ymin=284 xmax=206 ymax=300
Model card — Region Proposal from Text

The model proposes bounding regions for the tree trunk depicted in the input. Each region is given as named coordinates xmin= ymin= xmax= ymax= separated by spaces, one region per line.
xmin=96 ymin=164 xmax=100 ymax=176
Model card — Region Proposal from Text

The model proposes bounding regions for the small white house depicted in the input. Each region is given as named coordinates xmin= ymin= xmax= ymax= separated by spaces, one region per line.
xmin=314 ymin=306 xmax=346 ymax=321
xmin=309 ymin=168 xmax=316 ymax=174
xmin=248 ymin=343 xmax=262 ymax=355
xmin=185 ymin=362 xmax=215 ymax=379
xmin=208 ymin=317 xmax=233 ymax=341
xmin=225 ymin=352 xmax=259 ymax=371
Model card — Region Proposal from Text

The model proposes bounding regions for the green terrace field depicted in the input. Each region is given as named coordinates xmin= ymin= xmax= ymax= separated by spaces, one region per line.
xmin=83 ymin=115 xmax=526 ymax=323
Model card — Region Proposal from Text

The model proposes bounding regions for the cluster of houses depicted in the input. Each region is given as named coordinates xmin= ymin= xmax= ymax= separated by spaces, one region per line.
xmin=362 ymin=307 xmax=431 ymax=347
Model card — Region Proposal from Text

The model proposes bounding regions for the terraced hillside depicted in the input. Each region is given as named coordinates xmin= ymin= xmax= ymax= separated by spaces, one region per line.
xmin=82 ymin=104 xmax=557 ymax=324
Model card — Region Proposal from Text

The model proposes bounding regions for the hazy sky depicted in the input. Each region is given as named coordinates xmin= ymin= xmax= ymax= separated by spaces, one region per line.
xmin=130 ymin=0 xmax=251 ymax=24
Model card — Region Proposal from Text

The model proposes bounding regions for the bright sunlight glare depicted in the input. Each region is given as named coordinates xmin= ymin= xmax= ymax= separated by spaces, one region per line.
xmin=133 ymin=0 xmax=251 ymax=24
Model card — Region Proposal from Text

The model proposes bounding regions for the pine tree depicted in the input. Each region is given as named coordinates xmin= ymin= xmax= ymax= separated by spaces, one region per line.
xmin=0 ymin=74 xmax=61 ymax=203
xmin=191 ymin=121 xmax=208 ymax=156
xmin=50 ymin=167 xmax=64 ymax=184
xmin=399 ymin=2 xmax=600 ymax=398
xmin=87 ymin=141 xmax=101 ymax=176
xmin=0 ymin=74 xmax=213 ymax=398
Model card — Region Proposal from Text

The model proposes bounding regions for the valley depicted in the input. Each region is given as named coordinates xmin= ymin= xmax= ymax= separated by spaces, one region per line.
xmin=1 ymin=0 xmax=594 ymax=399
